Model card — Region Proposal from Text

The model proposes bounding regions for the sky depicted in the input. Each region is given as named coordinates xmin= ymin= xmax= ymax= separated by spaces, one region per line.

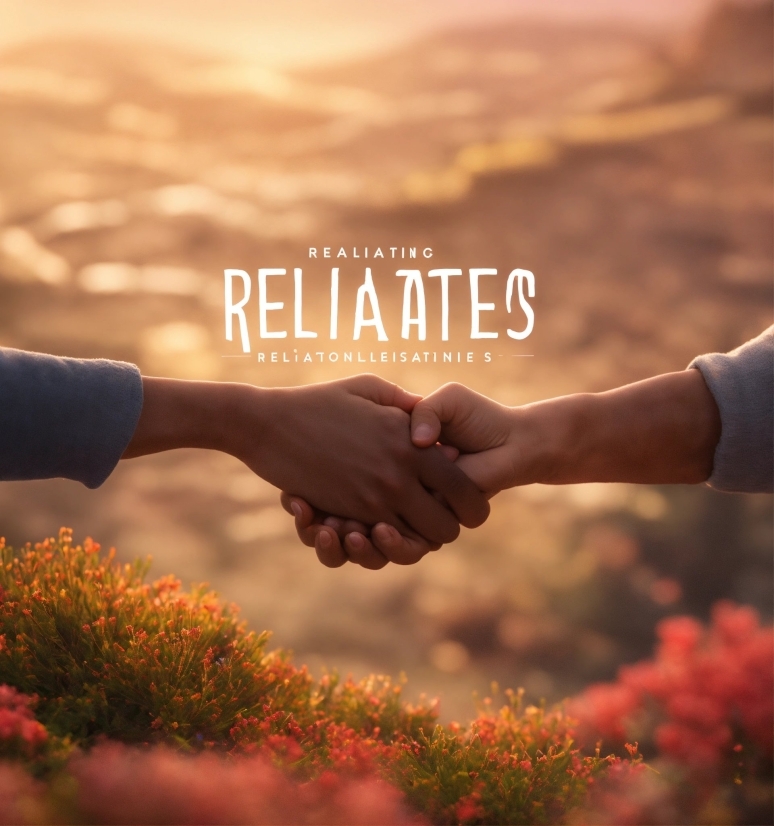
xmin=0 ymin=0 xmax=717 ymax=67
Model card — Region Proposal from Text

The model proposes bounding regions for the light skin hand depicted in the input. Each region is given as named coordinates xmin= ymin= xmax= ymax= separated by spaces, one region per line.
xmin=409 ymin=371 xmax=721 ymax=492
xmin=410 ymin=383 xmax=525 ymax=496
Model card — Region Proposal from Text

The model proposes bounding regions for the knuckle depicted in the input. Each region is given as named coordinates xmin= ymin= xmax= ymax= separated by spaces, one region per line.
xmin=345 ymin=373 xmax=375 ymax=392
xmin=385 ymin=405 xmax=410 ymax=425
xmin=440 ymin=464 xmax=466 ymax=492
xmin=441 ymin=381 xmax=464 ymax=398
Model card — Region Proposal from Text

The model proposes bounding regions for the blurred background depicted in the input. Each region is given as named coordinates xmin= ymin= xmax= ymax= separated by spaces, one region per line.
xmin=0 ymin=0 xmax=771 ymax=721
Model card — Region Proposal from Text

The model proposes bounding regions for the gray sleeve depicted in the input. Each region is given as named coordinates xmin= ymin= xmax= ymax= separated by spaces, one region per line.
xmin=689 ymin=326 xmax=773 ymax=493
xmin=0 ymin=348 xmax=143 ymax=488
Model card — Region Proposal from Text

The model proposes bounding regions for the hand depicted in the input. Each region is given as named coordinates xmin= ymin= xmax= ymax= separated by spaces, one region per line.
xmin=408 ymin=372 xmax=722 ymax=491
xmin=125 ymin=374 xmax=489 ymax=554
xmin=409 ymin=382 xmax=528 ymax=496
xmin=280 ymin=494 xmax=441 ymax=569
xmin=233 ymin=375 xmax=489 ymax=545
xmin=280 ymin=444 xmax=461 ymax=570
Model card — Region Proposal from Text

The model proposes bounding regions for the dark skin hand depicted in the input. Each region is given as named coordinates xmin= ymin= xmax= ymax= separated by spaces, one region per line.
xmin=123 ymin=373 xmax=490 ymax=559
xmin=280 ymin=494 xmax=420 ymax=570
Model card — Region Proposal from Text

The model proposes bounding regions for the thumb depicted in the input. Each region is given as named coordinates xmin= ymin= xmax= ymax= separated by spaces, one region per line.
xmin=411 ymin=399 xmax=442 ymax=447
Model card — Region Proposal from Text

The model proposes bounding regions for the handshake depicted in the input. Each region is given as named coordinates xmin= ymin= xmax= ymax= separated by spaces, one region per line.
xmin=126 ymin=367 xmax=723 ymax=570
xmin=274 ymin=375 xmax=508 ymax=570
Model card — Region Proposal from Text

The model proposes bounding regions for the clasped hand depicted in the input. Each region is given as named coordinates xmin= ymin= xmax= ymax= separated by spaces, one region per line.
xmin=128 ymin=363 xmax=723 ymax=565
xmin=274 ymin=379 xmax=517 ymax=570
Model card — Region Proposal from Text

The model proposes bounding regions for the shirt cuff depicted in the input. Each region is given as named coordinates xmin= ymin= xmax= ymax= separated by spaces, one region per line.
xmin=688 ymin=326 xmax=773 ymax=493
xmin=0 ymin=349 xmax=144 ymax=488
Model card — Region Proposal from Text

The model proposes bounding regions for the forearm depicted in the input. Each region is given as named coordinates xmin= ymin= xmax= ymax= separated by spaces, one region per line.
xmin=122 ymin=377 xmax=260 ymax=459
xmin=519 ymin=370 xmax=721 ymax=485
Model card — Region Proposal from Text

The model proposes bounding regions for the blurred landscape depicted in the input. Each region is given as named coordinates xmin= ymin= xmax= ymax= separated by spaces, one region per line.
xmin=0 ymin=0 xmax=771 ymax=720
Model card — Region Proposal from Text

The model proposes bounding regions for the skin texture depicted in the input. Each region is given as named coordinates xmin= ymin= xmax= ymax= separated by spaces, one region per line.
xmin=290 ymin=369 xmax=721 ymax=568
xmin=123 ymin=373 xmax=489 ymax=560
xmin=409 ymin=371 xmax=722 ymax=493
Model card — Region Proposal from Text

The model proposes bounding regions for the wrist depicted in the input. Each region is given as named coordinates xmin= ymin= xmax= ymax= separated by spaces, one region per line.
xmin=124 ymin=378 xmax=263 ymax=458
xmin=514 ymin=371 xmax=721 ymax=486
xmin=218 ymin=383 xmax=275 ymax=460
xmin=507 ymin=394 xmax=590 ymax=485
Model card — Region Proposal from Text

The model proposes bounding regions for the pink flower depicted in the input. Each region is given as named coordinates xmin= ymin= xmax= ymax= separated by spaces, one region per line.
xmin=71 ymin=743 xmax=420 ymax=825
xmin=711 ymin=601 xmax=759 ymax=646
xmin=0 ymin=686 xmax=47 ymax=754
xmin=455 ymin=793 xmax=484 ymax=823
xmin=656 ymin=616 xmax=703 ymax=659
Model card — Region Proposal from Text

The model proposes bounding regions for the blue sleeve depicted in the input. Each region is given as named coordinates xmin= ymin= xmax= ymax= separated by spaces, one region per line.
xmin=689 ymin=326 xmax=774 ymax=493
xmin=0 ymin=348 xmax=143 ymax=488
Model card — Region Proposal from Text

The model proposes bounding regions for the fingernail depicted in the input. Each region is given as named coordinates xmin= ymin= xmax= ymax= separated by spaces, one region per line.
xmin=347 ymin=533 xmax=364 ymax=550
xmin=290 ymin=502 xmax=302 ymax=518
xmin=373 ymin=524 xmax=393 ymax=543
xmin=318 ymin=532 xmax=331 ymax=549
xmin=413 ymin=424 xmax=434 ymax=443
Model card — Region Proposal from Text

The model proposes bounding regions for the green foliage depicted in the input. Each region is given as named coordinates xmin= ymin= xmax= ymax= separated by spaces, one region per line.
xmin=0 ymin=529 xmax=300 ymax=744
xmin=0 ymin=530 xmax=619 ymax=824
xmin=396 ymin=694 xmax=609 ymax=825
xmin=0 ymin=529 xmax=433 ymax=750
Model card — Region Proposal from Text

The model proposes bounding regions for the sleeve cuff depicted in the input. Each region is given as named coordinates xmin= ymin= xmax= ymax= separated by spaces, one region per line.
xmin=0 ymin=349 xmax=144 ymax=488
xmin=688 ymin=327 xmax=773 ymax=493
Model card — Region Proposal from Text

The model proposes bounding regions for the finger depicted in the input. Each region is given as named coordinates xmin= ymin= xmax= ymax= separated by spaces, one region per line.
xmin=280 ymin=496 xmax=372 ymax=546
xmin=323 ymin=515 xmax=345 ymax=535
xmin=281 ymin=494 xmax=320 ymax=547
xmin=400 ymin=482 xmax=462 ymax=545
xmin=437 ymin=443 xmax=459 ymax=461
xmin=323 ymin=516 xmax=370 ymax=538
xmin=280 ymin=491 xmax=307 ymax=519
xmin=410 ymin=403 xmax=443 ymax=447
xmin=315 ymin=528 xmax=348 ymax=568
xmin=343 ymin=532 xmax=389 ymax=570
xmin=370 ymin=523 xmax=438 ymax=566
xmin=418 ymin=447 xmax=490 ymax=529
xmin=345 ymin=374 xmax=421 ymax=413
xmin=411 ymin=382 xmax=476 ymax=447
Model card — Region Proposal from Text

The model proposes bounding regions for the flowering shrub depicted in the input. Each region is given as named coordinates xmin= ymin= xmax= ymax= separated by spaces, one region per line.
xmin=570 ymin=602 xmax=774 ymax=823
xmin=397 ymin=693 xmax=610 ymax=825
xmin=0 ymin=686 xmax=47 ymax=760
xmin=66 ymin=743 xmax=418 ymax=826
xmin=0 ymin=529 xmax=768 ymax=825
